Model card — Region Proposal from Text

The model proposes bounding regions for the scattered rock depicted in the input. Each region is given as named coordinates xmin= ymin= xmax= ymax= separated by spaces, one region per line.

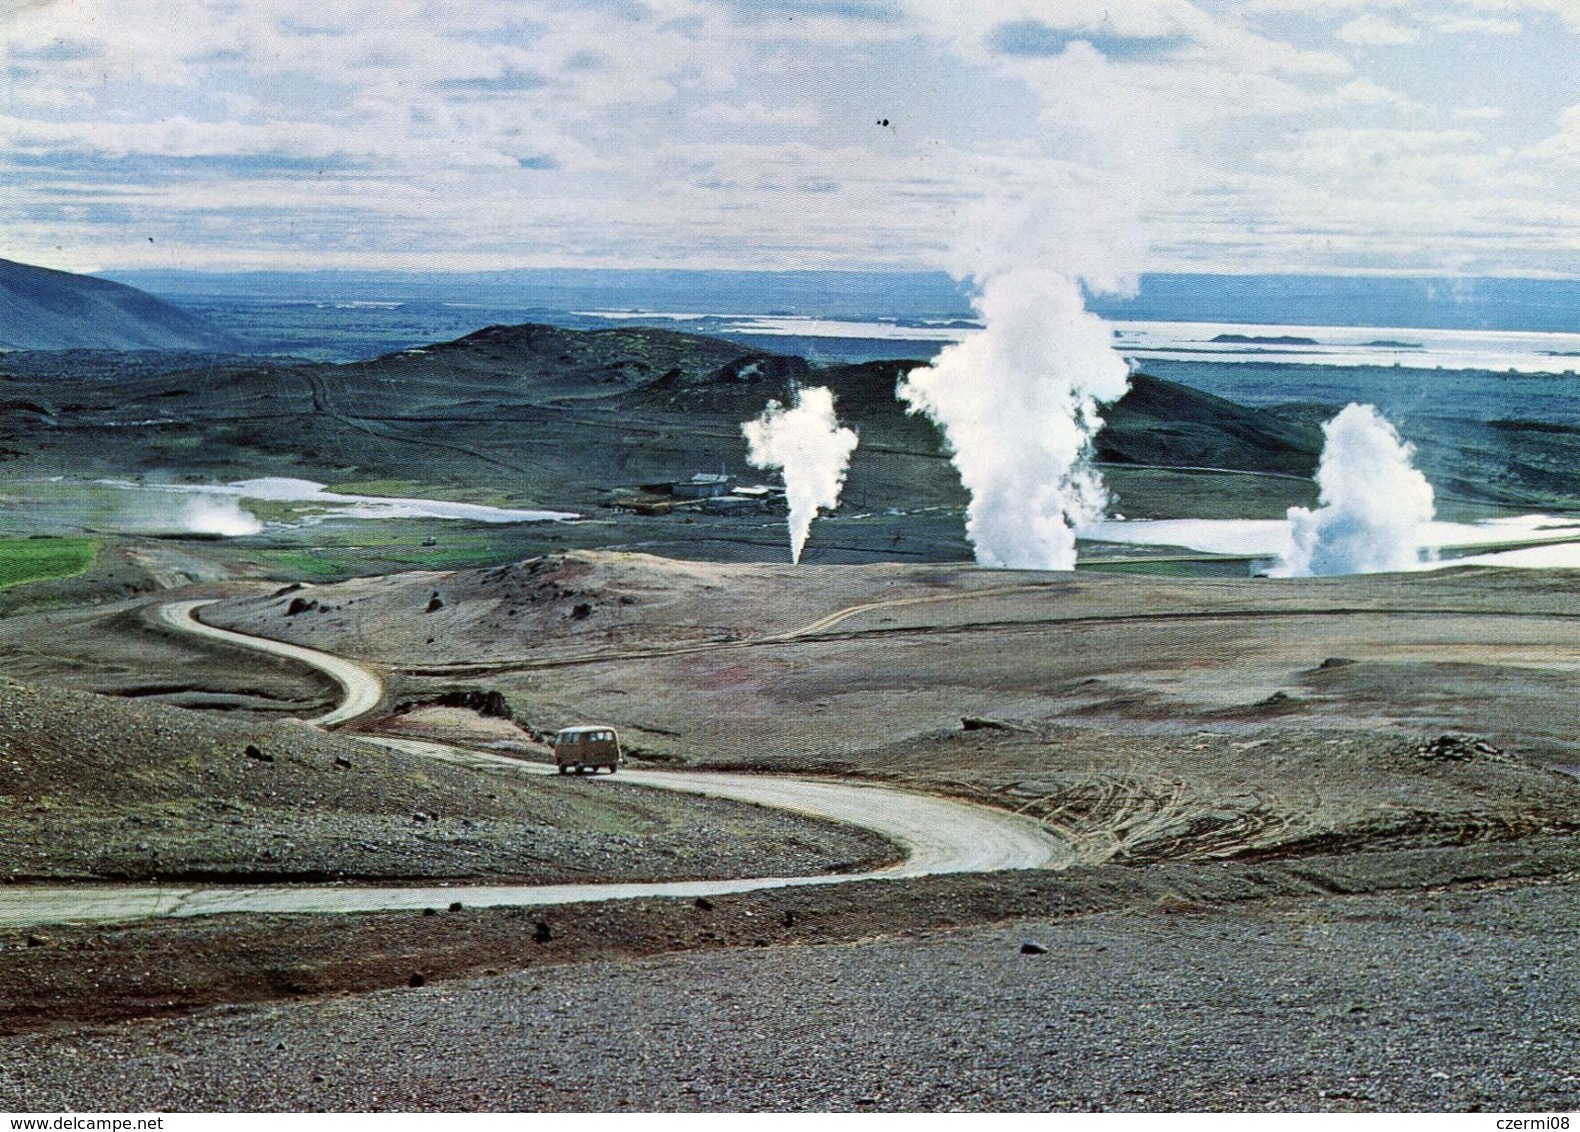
xmin=1319 ymin=657 xmax=1355 ymax=669
xmin=422 ymin=908 xmax=438 ymax=917
xmin=400 ymin=688 xmax=513 ymax=719
xmin=26 ymin=933 xmax=49 ymax=948
xmin=285 ymin=597 xmax=317 ymax=616
xmin=1419 ymin=735 xmax=1497 ymax=762
xmin=534 ymin=920 xmax=553 ymax=943
xmin=1020 ymin=941 xmax=1048 ymax=955
xmin=694 ymin=897 xmax=714 ymax=911
xmin=244 ymin=744 xmax=273 ymax=762
xmin=448 ymin=901 xmax=463 ymax=912
xmin=333 ymin=755 xmax=352 ymax=769
xmin=408 ymin=972 xmax=426 ymax=988
xmin=1259 ymin=690 xmax=1291 ymax=706
xmin=571 ymin=602 xmax=593 ymax=620
xmin=426 ymin=593 xmax=445 ymax=613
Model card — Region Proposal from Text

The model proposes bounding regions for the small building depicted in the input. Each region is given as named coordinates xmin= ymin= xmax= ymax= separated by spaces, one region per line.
xmin=700 ymin=494 xmax=764 ymax=515
xmin=671 ymin=472 xmax=733 ymax=500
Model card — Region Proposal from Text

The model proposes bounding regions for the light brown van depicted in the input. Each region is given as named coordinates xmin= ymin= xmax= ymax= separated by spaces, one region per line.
xmin=553 ymin=725 xmax=623 ymax=774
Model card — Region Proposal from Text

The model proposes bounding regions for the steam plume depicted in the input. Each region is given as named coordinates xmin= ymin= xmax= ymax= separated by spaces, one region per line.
xmin=898 ymin=268 xmax=1131 ymax=569
xmin=182 ymin=495 xmax=263 ymax=537
xmin=742 ymin=385 xmax=859 ymax=564
xmin=894 ymin=38 xmax=1156 ymax=571
xmin=1273 ymin=403 xmax=1435 ymax=577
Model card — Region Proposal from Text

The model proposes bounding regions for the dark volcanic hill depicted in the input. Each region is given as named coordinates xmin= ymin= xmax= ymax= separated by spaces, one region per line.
xmin=350 ymin=321 xmax=809 ymax=403
xmin=0 ymin=258 xmax=241 ymax=352
xmin=0 ymin=321 xmax=1327 ymax=526
xmin=1099 ymin=371 xmax=1322 ymax=476
xmin=799 ymin=359 xmax=1322 ymax=477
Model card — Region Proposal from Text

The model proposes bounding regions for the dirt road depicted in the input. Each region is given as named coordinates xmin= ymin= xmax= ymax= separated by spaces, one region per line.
xmin=0 ymin=603 xmax=1068 ymax=929
xmin=0 ymin=768 xmax=1067 ymax=927
xmin=155 ymin=598 xmax=385 ymax=727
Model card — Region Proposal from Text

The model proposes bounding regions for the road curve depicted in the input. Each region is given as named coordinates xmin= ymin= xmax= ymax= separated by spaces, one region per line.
xmin=155 ymin=599 xmax=385 ymax=728
xmin=0 ymin=746 xmax=1069 ymax=927
xmin=0 ymin=603 xmax=1070 ymax=929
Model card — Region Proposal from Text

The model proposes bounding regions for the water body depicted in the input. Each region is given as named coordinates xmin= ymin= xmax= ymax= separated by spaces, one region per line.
xmin=99 ymin=478 xmax=578 ymax=531
xmin=1081 ymin=515 xmax=1580 ymax=571
xmin=576 ymin=311 xmax=1580 ymax=377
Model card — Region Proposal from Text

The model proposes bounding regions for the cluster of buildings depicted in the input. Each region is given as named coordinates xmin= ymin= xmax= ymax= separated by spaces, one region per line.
xmin=607 ymin=472 xmax=784 ymax=516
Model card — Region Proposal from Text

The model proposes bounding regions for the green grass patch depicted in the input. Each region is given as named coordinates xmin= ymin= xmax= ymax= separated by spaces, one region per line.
xmin=249 ymin=549 xmax=359 ymax=580
xmin=0 ymin=537 xmax=100 ymax=589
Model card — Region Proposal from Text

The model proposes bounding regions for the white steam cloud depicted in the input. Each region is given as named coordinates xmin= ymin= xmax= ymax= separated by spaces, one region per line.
xmin=893 ymin=39 xmax=1160 ymax=572
xmin=898 ymin=268 xmax=1131 ymax=570
xmin=742 ymin=385 xmax=859 ymax=565
xmin=1273 ymin=403 xmax=1436 ymax=577
xmin=181 ymin=495 xmax=264 ymax=537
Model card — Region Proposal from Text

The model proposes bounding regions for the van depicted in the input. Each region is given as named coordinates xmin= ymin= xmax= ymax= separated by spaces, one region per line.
xmin=553 ymin=726 xmax=623 ymax=774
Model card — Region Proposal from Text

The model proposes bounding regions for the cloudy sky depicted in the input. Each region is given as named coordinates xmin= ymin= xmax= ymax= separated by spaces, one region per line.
xmin=4 ymin=0 xmax=1579 ymax=280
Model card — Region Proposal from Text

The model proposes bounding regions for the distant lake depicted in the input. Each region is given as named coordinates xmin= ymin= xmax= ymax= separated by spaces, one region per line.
xmin=576 ymin=310 xmax=1580 ymax=377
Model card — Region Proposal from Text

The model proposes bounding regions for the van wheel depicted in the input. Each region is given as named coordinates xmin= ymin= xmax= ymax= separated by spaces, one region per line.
xmin=607 ymin=765 xmax=617 ymax=774
xmin=557 ymin=765 xmax=568 ymax=775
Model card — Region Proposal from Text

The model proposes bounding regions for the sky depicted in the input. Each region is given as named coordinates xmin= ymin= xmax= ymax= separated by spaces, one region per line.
xmin=4 ymin=0 xmax=1580 ymax=280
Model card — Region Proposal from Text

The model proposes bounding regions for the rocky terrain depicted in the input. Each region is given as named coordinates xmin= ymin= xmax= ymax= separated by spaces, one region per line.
xmin=6 ymin=851 xmax=1579 ymax=1109
xmin=0 ymin=674 xmax=893 ymax=886
xmin=3 ymin=317 xmax=1579 ymax=1112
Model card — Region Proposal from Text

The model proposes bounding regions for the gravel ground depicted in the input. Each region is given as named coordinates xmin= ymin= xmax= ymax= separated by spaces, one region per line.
xmin=6 ymin=879 xmax=1579 ymax=1112
xmin=0 ymin=675 xmax=895 ymax=885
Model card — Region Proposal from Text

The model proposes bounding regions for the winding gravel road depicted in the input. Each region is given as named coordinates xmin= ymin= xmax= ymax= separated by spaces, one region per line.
xmin=0 ymin=600 xmax=1068 ymax=929
xmin=156 ymin=598 xmax=385 ymax=728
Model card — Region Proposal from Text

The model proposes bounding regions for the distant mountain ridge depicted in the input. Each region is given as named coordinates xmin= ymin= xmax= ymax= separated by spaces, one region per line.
xmin=0 ymin=258 xmax=241 ymax=351
xmin=102 ymin=266 xmax=1580 ymax=334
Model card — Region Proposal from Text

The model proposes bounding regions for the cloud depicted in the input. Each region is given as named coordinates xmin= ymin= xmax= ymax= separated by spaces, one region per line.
xmin=693 ymin=99 xmax=822 ymax=128
xmin=1274 ymin=126 xmax=1494 ymax=178
xmin=1526 ymin=105 xmax=1580 ymax=166
xmin=725 ymin=0 xmax=905 ymax=22
xmin=6 ymin=37 xmax=100 ymax=60
xmin=1335 ymin=13 xmax=1421 ymax=45
xmin=3 ymin=0 xmax=1579 ymax=277
xmin=0 ymin=0 xmax=62 ymax=15
xmin=1240 ymin=0 xmax=1412 ymax=11
xmin=1321 ymin=77 xmax=1421 ymax=113
xmin=986 ymin=20 xmax=1189 ymax=60
xmin=1453 ymin=104 xmax=1504 ymax=121
xmin=434 ymin=67 xmax=549 ymax=95
xmin=1433 ymin=15 xmax=1524 ymax=35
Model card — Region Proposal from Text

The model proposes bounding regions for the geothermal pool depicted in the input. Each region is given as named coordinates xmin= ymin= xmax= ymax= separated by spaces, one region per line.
xmin=97 ymin=478 xmax=578 ymax=534
xmin=1080 ymin=515 xmax=1580 ymax=572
